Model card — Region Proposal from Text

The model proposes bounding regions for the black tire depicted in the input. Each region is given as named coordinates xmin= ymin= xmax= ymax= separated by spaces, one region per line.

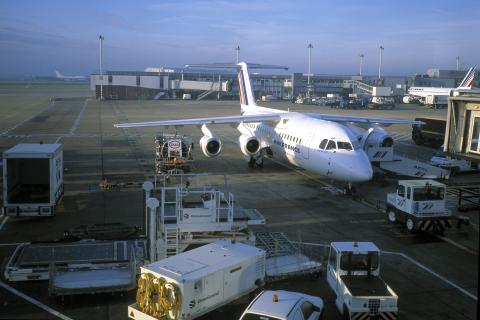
xmin=405 ymin=217 xmax=415 ymax=233
xmin=387 ymin=209 xmax=396 ymax=223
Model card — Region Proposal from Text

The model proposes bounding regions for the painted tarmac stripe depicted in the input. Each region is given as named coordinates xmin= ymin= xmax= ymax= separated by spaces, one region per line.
xmin=381 ymin=251 xmax=477 ymax=301
xmin=0 ymin=281 xmax=74 ymax=320
xmin=1 ymin=100 xmax=55 ymax=135
xmin=294 ymin=241 xmax=477 ymax=301
xmin=69 ymin=99 xmax=89 ymax=135
xmin=0 ymin=216 xmax=8 ymax=231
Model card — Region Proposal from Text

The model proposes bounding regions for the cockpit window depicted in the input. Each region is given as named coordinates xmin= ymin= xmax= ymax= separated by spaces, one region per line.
xmin=319 ymin=139 xmax=328 ymax=149
xmin=337 ymin=141 xmax=353 ymax=151
xmin=326 ymin=140 xmax=337 ymax=150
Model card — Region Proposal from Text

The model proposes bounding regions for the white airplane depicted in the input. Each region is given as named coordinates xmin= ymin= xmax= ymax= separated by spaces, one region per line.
xmin=55 ymin=70 xmax=87 ymax=81
xmin=115 ymin=63 xmax=422 ymax=190
xmin=403 ymin=66 xmax=476 ymax=104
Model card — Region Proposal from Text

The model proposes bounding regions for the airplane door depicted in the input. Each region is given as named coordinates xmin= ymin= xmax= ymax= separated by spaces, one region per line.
xmin=301 ymin=133 xmax=315 ymax=159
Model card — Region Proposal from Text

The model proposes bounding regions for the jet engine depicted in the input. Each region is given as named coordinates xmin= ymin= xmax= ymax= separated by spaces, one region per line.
xmin=199 ymin=124 xmax=222 ymax=157
xmin=200 ymin=135 xmax=222 ymax=157
xmin=403 ymin=95 xmax=413 ymax=104
xmin=363 ymin=127 xmax=393 ymax=149
xmin=238 ymin=134 xmax=261 ymax=157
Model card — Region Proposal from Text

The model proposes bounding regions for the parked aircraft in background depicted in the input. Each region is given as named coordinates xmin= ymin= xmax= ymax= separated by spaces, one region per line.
xmin=55 ymin=70 xmax=87 ymax=81
xmin=115 ymin=62 xmax=422 ymax=192
xmin=404 ymin=66 xmax=476 ymax=105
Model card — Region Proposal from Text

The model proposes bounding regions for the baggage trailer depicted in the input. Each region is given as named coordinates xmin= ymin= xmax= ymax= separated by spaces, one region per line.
xmin=386 ymin=179 xmax=452 ymax=233
xmin=128 ymin=239 xmax=266 ymax=320
xmin=2 ymin=143 xmax=64 ymax=216
xmin=327 ymin=242 xmax=398 ymax=320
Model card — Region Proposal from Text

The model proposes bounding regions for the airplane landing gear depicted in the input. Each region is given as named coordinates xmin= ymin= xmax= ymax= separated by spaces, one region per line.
xmin=343 ymin=183 xmax=356 ymax=195
xmin=248 ymin=155 xmax=264 ymax=168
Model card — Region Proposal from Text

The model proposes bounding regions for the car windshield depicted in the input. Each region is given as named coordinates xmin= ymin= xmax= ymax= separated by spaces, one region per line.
xmin=340 ymin=252 xmax=379 ymax=272
xmin=241 ymin=313 xmax=282 ymax=320
xmin=413 ymin=186 xmax=444 ymax=201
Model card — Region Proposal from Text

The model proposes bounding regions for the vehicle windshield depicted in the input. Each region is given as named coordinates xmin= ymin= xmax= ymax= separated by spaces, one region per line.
xmin=413 ymin=186 xmax=444 ymax=201
xmin=337 ymin=141 xmax=353 ymax=151
xmin=340 ymin=252 xmax=379 ymax=272
xmin=241 ymin=313 xmax=282 ymax=320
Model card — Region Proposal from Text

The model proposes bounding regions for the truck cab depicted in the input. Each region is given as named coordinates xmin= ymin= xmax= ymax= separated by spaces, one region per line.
xmin=327 ymin=242 xmax=398 ymax=320
xmin=239 ymin=290 xmax=324 ymax=320
xmin=386 ymin=180 xmax=451 ymax=233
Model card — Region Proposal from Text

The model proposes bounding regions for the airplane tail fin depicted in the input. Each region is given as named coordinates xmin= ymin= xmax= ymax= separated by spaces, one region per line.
xmin=183 ymin=62 xmax=288 ymax=112
xmin=55 ymin=71 xmax=63 ymax=78
xmin=236 ymin=63 xmax=258 ymax=111
xmin=457 ymin=66 xmax=476 ymax=89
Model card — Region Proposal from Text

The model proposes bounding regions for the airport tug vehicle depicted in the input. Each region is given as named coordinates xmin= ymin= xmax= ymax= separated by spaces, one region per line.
xmin=386 ymin=179 xmax=452 ymax=233
xmin=239 ymin=290 xmax=324 ymax=320
xmin=327 ymin=242 xmax=398 ymax=320
xmin=154 ymin=134 xmax=193 ymax=174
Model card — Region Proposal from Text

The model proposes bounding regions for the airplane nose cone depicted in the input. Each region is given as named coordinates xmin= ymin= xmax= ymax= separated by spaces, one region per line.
xmin=354 ymin=166 xmax=373 ymax=182
xmin=348 ymin=152 xmax=373 ymax=182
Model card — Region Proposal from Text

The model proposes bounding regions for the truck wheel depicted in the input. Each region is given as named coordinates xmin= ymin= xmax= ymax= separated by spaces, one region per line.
xmin=387 ymin=210 xmax=396 ymax=223
xmin=405 ymin=218 xmax=415 ymax=233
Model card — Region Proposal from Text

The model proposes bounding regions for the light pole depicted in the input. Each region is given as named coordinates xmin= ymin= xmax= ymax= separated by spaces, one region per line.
xmin=456 ymin=56 xmax=460 ymax=70
xmin=307 ymin=43 xmax=313 ymax=85
xmin=378 ymin=45 xmax=384 ymax=80
xmin=235 ymin=46 xmax=240 ymax=64
xmin=99 ymin=34 xmax=104 ymax=100
xmin=359 ymin=54 xmax=364 ymax=76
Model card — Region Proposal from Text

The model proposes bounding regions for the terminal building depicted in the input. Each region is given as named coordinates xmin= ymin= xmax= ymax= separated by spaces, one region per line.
xmin=90 ymin=66 xmax=479 ymax=101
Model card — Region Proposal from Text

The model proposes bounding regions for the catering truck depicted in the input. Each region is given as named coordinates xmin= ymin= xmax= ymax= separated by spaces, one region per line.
xmin=2 ymin=143 xmax=64 ymax=216
xmin=128 ymin=239 xmax=266 ymax=320
xmin=327 ymin=242 xmax=398 ymax=320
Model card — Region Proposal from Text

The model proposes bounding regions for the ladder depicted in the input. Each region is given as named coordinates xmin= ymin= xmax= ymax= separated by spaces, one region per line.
xmin=164 ymin=225 xmax=179 ymax=257
xmin=255 ymin=232 xmax=297 ymax=257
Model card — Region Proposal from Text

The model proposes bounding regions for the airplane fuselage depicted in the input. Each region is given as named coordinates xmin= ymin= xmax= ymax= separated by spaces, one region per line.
xmin=238 ymin=112 xmax=373 ymax=182
xmin=407 ymin=86 xmax=452 ymax=98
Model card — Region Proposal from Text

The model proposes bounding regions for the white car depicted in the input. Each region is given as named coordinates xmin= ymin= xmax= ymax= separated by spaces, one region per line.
xmin=239 ymin=290 xmax=324 ymax=320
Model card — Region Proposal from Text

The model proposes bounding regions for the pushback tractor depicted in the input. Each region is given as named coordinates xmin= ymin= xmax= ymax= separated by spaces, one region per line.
xmin=386 ymin=180 xmax=452 ymax=233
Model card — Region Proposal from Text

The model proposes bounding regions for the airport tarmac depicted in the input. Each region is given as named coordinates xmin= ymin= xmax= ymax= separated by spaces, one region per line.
xmin=0 ymin=83 xmax=478 ymax=320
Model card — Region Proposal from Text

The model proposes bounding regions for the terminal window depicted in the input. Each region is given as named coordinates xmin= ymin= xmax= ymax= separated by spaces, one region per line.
xmin=469 ymin=114 xmax=479 ymax=154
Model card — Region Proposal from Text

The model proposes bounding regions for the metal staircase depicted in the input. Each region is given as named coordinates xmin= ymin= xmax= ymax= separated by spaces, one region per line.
xmin=255 ymin=232 xmax=297 ymax=257
xmin=164 ymin=225 xmax=179 ymax=257
xmin=196 ymin=89 xmax=216 ymax=101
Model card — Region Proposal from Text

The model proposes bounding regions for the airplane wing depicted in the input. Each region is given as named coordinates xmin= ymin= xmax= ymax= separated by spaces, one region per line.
xmin=306 ymin=113 xmax=424 ymax=126
xmin=114 ymin=113 xmax=283 ymax=128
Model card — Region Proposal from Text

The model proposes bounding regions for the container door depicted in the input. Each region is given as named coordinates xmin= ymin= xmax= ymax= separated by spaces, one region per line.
xmin=223 ymin=263 xmax=244 ymax=300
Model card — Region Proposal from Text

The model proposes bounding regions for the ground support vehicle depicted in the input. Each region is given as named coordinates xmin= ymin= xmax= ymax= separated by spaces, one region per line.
xmin=2 ymin=143 xmax=64 ymax=216
xmin=411 ymin=118 xmax=446 ymax=147
xmin=128 ymin=240 xmax=266 ymax=320
xmin=154 ymin=134 xmax=193 ymax=174
xmin=386 ymin=179 xmax=452 ymax=233
xmin=239 ymin=290 xmax=324 ymax=320
xmin=327 ymin=242 xmax=398 ymax=320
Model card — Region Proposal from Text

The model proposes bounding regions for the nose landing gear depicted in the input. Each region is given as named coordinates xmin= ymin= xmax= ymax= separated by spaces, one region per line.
xmin=343 ymin=182 xmax=356 ymax=195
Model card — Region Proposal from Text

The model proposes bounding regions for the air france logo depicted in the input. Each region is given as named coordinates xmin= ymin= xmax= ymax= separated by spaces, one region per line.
xmin=397 ymin=199 xmax=405 ymax=206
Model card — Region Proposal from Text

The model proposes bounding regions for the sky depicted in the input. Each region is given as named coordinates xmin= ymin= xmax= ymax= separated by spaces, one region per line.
xmin=0 ymin=0 xmax=479 ymax=77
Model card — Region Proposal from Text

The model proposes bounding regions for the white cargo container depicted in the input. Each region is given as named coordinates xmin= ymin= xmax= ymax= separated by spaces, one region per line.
xmin=372 ymin=86 xmax=392 ymax=97
xmin=128 ymin=240 xmax=266 ymax=320
xmin=2 ymin=144 xmax=63 ymax=216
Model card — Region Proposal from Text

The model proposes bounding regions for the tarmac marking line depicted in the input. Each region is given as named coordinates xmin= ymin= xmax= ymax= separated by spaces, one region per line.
xmin=1 ymin=100 xmax=55 ymax=135
xmin=0 ymin=216 xmax=8 ymax=231
xmin=436 ymin=235 xmax=478 ymax=256
xmin=69 ymin=99 xmax=89 ymax=135
xmin=382 ymin=250 xmax=478 ymax=301
xmin=0 ymin=281 xmax=74 ymax=320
